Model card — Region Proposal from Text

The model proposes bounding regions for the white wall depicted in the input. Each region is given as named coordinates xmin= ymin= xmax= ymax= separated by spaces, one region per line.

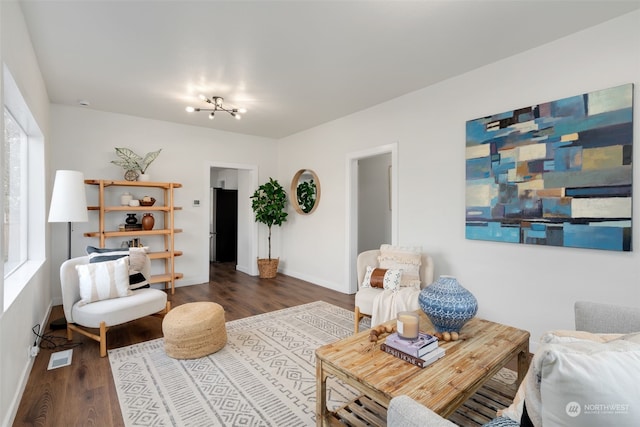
xmin=49 ymin=105 xmax=278 ymax=303
xmin=0 ymin=2 xmax=52 ymax=425
xmin=212 ymin=168 xmax=238 ymax=189
xmin=278 ymin=11 xmax=640 ymax=348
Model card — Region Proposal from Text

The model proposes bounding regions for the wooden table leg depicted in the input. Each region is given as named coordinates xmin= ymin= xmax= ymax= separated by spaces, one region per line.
xmin=516 ymin=347 xmax=530 ymax=387
xmin=316 ymin=358 xmax=328 ymax=426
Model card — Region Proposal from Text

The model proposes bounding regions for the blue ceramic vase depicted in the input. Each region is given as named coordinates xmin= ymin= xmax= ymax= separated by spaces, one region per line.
xmin=418 ymin=275 xmax=478 ymax=333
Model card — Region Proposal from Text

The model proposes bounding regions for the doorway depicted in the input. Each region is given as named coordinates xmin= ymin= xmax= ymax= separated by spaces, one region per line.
xmin=207 ymin=163 xmax=258 ymax=276
xmin=211 ymin=188 xmax=238 ymax=263
xmin=346 ymin=143 xmax=398 ymax=293
xmin=358 ymin=153 xmax=392 ymax=253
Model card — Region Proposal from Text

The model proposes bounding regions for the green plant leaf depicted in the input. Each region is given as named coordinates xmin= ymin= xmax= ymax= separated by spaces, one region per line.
xmin=111 ymin=159 xmax=136 ymax=169
xmin=296 ymin=179 xmax=316 ymax=213
xmin=140 ymin=149 xmax=162 ymax=173
xmin=115 ymin=147 xmax=143 ymax=162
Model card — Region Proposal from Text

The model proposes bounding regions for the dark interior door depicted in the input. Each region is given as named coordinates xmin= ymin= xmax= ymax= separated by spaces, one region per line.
xmin=214 ymin=188 xmax=238 ymax=262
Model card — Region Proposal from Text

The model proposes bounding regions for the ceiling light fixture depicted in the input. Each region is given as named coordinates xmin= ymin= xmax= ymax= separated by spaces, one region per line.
xmin=185 ymin=95 xmax=246 ymax=120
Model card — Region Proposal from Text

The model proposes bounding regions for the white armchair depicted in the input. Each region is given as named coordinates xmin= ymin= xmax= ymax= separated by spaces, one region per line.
xmin=61 ymin=255 xmax=170 ymax=357
xmin=354 ymin=247 xmax=434 ymax=333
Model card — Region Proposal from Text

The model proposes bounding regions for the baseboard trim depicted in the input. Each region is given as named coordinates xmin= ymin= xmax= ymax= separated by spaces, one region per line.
xmin=4 ymin=302 xmax=53 ymax=427
xmin=279 ymin=268 xmax=352 ymax=294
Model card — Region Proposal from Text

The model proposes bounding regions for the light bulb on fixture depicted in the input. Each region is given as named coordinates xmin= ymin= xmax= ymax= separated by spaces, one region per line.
xmin=185 ymin=94 xmax=247 ymax=121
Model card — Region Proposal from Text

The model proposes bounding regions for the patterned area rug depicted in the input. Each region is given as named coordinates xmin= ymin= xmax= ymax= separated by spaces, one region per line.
xmin=109 ymin=301 xmax=371 ymax=426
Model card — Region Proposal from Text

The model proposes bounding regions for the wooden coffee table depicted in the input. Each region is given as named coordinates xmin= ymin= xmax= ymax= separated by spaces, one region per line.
xmin=315 ymin=311 xmax=529 ymax=426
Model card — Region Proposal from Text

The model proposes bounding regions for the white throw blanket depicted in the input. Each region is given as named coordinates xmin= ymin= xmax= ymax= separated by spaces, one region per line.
xmin=370 ymin=287 xmax=421 ymax=326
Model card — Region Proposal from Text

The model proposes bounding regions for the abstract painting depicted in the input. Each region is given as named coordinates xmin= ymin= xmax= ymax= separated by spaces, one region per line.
xmin=466 ymin=84 xmax=633 ymax=251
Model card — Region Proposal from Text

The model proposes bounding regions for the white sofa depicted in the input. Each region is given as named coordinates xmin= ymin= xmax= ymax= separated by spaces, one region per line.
xmin=387 ymin=301 xmax=640 ymax=427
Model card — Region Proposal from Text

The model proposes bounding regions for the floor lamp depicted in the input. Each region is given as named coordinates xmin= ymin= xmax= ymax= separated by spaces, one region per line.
xmin=48 ymin=170 xmax=88 ymax=329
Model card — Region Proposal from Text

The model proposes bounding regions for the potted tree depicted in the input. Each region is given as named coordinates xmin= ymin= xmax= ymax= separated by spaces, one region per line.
xmin=250 ymin=178 xmax=288 ymax=278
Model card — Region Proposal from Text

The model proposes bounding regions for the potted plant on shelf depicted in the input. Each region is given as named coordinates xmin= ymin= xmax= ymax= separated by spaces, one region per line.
xmin=111 ymin=147 xmax=162 ymax=181
xmin=250 ymin=177 xmax=288 ymax=278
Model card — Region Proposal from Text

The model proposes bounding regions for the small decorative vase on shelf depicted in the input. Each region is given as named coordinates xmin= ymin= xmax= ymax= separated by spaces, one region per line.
xmin=142 ymin=213 xmax=154 ymax=230
xmin=120 ymin=192 xmax=133 ymax=206
xmin=124 ymin=170 xmax=139 ymax=181
xmin=418 ymin=275 xmax=478 ymax=333
xmin=138 ymin=173 xmax=150 ymax=182
xmin=125 ymin=213 xmax=138 ymax=225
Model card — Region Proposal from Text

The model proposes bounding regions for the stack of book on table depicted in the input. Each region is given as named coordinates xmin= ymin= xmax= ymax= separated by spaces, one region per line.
xmin=380 ymin=332 xmax=445 ymax=368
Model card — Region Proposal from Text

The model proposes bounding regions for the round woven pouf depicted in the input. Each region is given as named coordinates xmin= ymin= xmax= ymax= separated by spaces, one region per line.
xmin=162 ymin=302 xmax=227 ymax=359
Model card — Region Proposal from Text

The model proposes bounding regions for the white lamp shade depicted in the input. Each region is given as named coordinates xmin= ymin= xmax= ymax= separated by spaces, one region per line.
xmin=48 ymin=170 xmax=89 ymax=223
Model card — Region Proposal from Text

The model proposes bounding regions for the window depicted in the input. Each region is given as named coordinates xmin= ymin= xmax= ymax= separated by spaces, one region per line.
xmin=3 ymin=107 xmax=29 ymax=277
xmin=2 ymin=64 xmax=46 ymax=311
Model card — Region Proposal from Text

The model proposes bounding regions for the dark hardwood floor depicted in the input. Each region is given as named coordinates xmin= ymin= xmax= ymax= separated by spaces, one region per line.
xmin=13 ymin=263 xmax=355 ymax=427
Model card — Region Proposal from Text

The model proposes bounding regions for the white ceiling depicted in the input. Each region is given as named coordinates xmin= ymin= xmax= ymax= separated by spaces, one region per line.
xmin=19 ymin=0 xmax=640 ymax=139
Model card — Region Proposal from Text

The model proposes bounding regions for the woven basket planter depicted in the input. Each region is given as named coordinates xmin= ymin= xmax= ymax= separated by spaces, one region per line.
xmin=257 ymin=258 xmax=279 ymax=279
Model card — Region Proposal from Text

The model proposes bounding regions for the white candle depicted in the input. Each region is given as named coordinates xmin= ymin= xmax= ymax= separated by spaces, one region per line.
xmin=397 ymin=311 xmax=419 ymax=339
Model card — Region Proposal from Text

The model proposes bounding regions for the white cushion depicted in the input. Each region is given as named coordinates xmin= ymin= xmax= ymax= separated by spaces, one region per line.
xmin=72 ymin=288 xmax=167 ymax=328
xmin=361 ymin=265 xmax=377 ymax=288
xmin=377 ymin=244 xmax=422 ymax=287
xmin=355 ymin=287 xmax=382 ymax=316
xmin=539 ymin=339 xmax=640 ymax=426
xmin=361 ymin=266 xmax=402 ymax=291
xmin=126 ymin=247 xmax=151 ymax=289
xmin=87 ymin=246 xmax=151 ymax=290
xmin=512 ymin=333 xmax=640 ymax=427
xmin=382 ymin=269 xmax=402 ymax=291
xmin=540 ymin=330 xmax=623 ymax=344
xmin=500 ymin=330 xmax=636 ymax=423
xmin=76 ymin=257 xmax=131 ymax=305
